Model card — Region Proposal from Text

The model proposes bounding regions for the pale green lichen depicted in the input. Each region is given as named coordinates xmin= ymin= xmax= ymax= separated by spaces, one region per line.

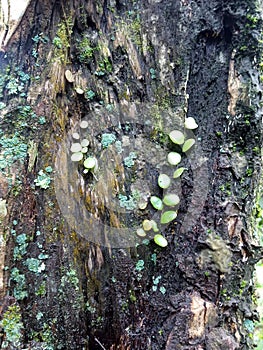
xmin=34 ymin=167 xmax=52 ymax=189
xmin=1 ymin=304 xmax=23 ymax=348
xmin=24 ymin=258 xmax=46 ymax=273
xmin=101 ymin=133 xmax=116 ymax=148
xmin=124 ymin=152 xmax=137 ymax=167
xmin=198 ymin=233 xmax=232 ymax=273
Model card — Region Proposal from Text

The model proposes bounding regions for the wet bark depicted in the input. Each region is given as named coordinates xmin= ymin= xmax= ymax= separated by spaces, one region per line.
xmin=0 ymin=0 xmax=262 ymax=349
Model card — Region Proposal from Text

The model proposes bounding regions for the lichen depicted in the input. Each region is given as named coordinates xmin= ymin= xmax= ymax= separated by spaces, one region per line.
xmin=198 ymin=233 xmax=232 ymax=273
xmin=1 ymin=304 xmax=23 ymax=348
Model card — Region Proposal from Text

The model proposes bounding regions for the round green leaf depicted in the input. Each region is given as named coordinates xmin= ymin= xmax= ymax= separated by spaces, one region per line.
xmin=72 ymin=132 xmax=80 ymax=140
xmin=70 ymin=143 xmax=82 ymax=153
xmin=81 ymin=147 xmax=88 ymax=153
xmin=182 ymin=139 xmax=195 ymax=152
xmin=169 ymin=130 xmax=185 ymax=145
xmin=143 ymin=220 xmax=153 ymax=231
xmin=150 ymin=196 xmax=163 ymax=210
xmin=84 ymin=157 xmax=96 ymax=169
xmin=167 ymin=152 xmax=181 ymax=166
xmin=81 ymin=139 xmax=89 ymax=147
xmin=185 ymin=117 xmax=198 ymax=129
xmin=136 ymin=228 xmax=146 ymax=237
xmin=173 ymin=167 xmax=186 ymax=178
xmin=76 ymin=87 xmax=84 ymax=94
xmin=154 ymin=234 xmax=168 ymax=247
xmin=65 ymin=69 xmax=74 ymax=83
xmin=163 ymin=194 xmax=180 ymax=206
xmin=160 ymin=210 xmax=177 ymax=224
xmin=80 ymin=120 xmax=89 ymax=129
xmin=71 ymin=152 xmax=83 ymax=162
xmin=158 ymin=174 xmax=171 ymax=189
xmin=151 ymin=220 xmax=159 ymax=232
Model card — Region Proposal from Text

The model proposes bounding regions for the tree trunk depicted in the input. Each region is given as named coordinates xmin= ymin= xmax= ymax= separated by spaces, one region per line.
xmin=0 ymin=0 xmax=262 ymax=349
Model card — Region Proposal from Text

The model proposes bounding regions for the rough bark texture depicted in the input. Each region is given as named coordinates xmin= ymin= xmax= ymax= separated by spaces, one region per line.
xmin=0 ymin=0 xmax=262 ymax=349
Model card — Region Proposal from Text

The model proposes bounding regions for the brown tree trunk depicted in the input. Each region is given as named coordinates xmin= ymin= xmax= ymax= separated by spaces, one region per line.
xmin=0 ymin=0 xmax=262 ymax=349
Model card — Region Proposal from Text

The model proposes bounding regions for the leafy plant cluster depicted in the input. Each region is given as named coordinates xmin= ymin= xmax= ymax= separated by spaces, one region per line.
xmin=137 ymin=117 xmax=198 ymax=247
xmin=95 ymin=57 xmax=112 ymax=76
xmin=69 ymin=117 xmax=198 ymax=247
xmin=76 ymin=36 xmax=97 ymax=63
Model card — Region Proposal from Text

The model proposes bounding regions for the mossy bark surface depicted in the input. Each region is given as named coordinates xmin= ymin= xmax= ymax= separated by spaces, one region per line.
xmin=0 ymin=0 xmax=262 ymax=349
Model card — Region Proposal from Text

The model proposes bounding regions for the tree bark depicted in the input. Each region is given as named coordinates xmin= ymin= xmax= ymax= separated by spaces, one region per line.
xmin=0 ymin=0 xmax=262 ymax=349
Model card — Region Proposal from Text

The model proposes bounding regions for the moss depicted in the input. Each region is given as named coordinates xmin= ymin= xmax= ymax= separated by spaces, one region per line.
xmin=1 ymin=304 xmax=23 ymax=347
xmin=35 ymin=280 xmax=47 ymax=297
xmin=77 ymin=36 xmax=98 ymax=63
xmin=95 ymin=57 xmax=112 ymax=76
xmin=53 ymin=17 xmax=73 ymax=64
xmin=129 ymin=16 xmax=142 ymax=48
xmin=10 ymin=268 xmax=28 ymax=300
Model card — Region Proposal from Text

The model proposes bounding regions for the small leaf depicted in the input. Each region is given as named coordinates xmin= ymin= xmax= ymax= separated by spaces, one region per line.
xmin=169 ymin=130 xmax=185 ymax=145
xmin=150 ymin=196 xmax=163 ymax=210
xmin=65 ymin=69 xmax=74 ymax=83
xmin=80 ymin=120 xmax=88 ymax=129
xmin=163 ymin=194 xmax=180 ymax=206
xmin=84 ymin=157 xmax=96 ymax=169
xmin=160 ymin=211 xmax=177 ymax=224
xmin=154 ymin=234 xmax=168 ymax=247
xmin=151 ymin=220 xmax=159 ymax=232
xmin=138 ymin=200 xmax=148 ymax=210
xmin=81 ymin=147 xmax=88 ymax=153
xmin=76 ymin=87 xmax=84 ymax=94
xmin=70 ymin=143 xmax=82 ymax=153
xmin=136 ymin=228 xmax=146 ymax=237
xmin=167 ymin=152 xmax=181 ymax=166
xmin=173 ymin=167 xmax=186 ymax=178
xmin=158 ymin=174 xmax=171 ymax=189
xmin=185 ymin=117 xmax=198 ymax=129
xmin=182 ymin=139 xmax=195 ymax=152
xmin=81 ymin=139 xmax=89 ymax=147
xmin=71 ymin=152 xmax=83 ymax=162
xmin=143 ymin=220 xmax=153 ymax=231
xmin=72 ymin=132 xmax=80 ymax=139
